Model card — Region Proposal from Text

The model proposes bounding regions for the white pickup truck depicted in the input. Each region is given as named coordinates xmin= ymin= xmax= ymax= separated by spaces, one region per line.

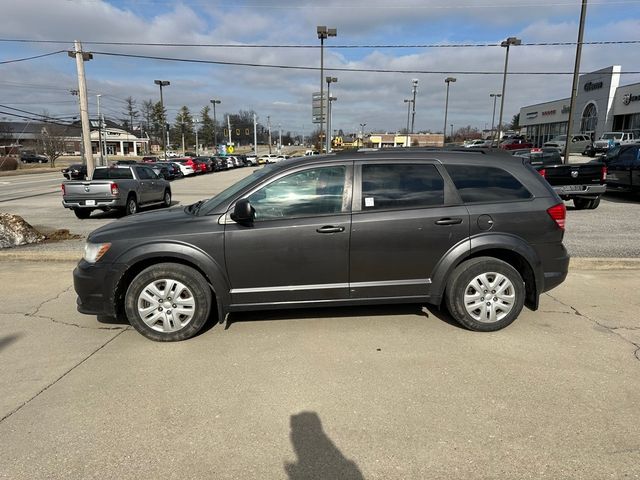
xmin=62 ymin=164 xmax=171 ymax=219
xmin=591 ymin=132 xmax=637 ymax=155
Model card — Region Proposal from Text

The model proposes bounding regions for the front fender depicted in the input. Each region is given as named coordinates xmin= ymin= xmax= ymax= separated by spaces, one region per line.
xmin=114 ymin=240 xmax=231 ymax=320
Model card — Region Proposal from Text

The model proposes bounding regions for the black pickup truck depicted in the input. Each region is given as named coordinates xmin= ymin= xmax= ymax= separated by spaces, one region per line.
xmin=596 ymin=144 xmax=640 ymax=193
xmin=512 ymin=148 xmax=606 ymax=209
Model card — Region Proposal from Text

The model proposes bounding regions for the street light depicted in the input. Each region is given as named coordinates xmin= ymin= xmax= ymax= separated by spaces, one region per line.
xmin=450 ymin=124 xmax=454 ymax=141
xmin=154 ymin=80 xmax=170 ymax=161
xmin=194 ymin=117 xmax=200 ymax=156
xmin=328 ymin=96 xmax=337 ymax=152
xmin=96 ymin=94 xmax=104 ymax=166
xmin=411 ymin=79 xmax=418 ymax=133
xmin=496 ymin=37 xmax=521 ymax=143
xmin=490 ymin=93 xmax=502 ymax=144
xmin=325 ymin=76 xmax=337 ymax=153
xmin=443 ymin=77 xmax=456 ymax=144
xmin=404 ymin=99 xmax=412 ymax=147
xmin=359 ymin=123 xmax=366 ymax=148
xmin=317 ymin=25 xmax=337 ymax=153
xmin=210 ymin=99 xmax=221 ymax=150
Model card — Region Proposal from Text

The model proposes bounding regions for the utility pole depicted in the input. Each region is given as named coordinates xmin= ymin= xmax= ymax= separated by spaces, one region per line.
xmin=360 ymin=123 xmax=366 ymax=148
xmin=411 ymin=79 xmax=418 ymax=134
xmin=194 ymin=118 xmax=199 ymax=156
xmin=68 ymin=40 xmax=94 ymax=176
xmin=154 ymin=80 xmax=170 ymax=161
xmin=267 ymin=115 xmax=272 ymax=154
xmin=563 ymin=0 xmax=588 ymax=164
xmin=210 ymin=99 xmax=221 ymax=149
xmin=278 ymin=123 xmax=282 ymax=152
xmin=227 ymin=115 xmax=232 ymax=145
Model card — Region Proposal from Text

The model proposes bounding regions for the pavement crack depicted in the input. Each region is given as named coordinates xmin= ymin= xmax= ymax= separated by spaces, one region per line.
xmin=27 ymin=285 xmax=74 ymax=318
xmin=0 ymin=328 xmax=128 ymax=425
xmin=544 ymin=292 xmax=640 ymax=364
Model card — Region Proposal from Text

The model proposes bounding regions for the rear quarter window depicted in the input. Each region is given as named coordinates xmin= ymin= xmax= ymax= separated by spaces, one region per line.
xmin=445 ymin=165 xmax=532 ymax=203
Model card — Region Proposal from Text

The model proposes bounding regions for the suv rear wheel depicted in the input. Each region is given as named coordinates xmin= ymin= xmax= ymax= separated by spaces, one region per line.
xmin=446 ymin=257 xmax=525 ymax=332
xmin=124 ymin=263 xmax=212 ymax=341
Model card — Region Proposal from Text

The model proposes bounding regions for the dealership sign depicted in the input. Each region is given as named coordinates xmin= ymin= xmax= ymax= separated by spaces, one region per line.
xmin=584 ymin=81 xmax=603 ymax=92
xmin=623 ymin=93 xmax=640 ymax=105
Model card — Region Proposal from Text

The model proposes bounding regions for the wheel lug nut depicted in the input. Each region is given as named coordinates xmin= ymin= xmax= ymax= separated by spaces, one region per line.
xmin=486 ymin=302 xmax=491 ymax=306
xmin=167 ymin=297 xmax=172 ymax=301
xmin=172 ymin=304 xmax=177 ymax=308
xmin=491 ymin=290 xmax=496 ymax=294
xmin=481 ymin=297 xmax=484 ymax=301
xmin=494 ymin=297 xmax=498 ymax=301
xmin=158 ymin=307 xmax=163 ymax=311
xmin=167 ymin=310 xmax=172 ymax=314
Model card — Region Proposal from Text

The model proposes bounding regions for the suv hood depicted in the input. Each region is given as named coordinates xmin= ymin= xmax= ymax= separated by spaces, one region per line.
xmin=87 ymin=206 xmax=221 ymax=243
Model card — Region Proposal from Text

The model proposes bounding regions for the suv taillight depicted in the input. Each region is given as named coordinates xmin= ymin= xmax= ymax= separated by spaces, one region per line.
xmin=547 ymin=203 xmax=566 ymax=230
xmin=538 ymin=168 xmax=546 ymax=178
xmin=110 ymin=183 xmax=119 ymax=196
xmin=601 ymin=165 xmax=607 ymax=181
xmin=61 ymin=184 xmax=66 ymax=195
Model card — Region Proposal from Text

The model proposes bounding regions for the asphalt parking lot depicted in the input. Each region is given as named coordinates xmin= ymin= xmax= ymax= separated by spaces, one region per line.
xmin=1 ymin=164 xmax=639 ymax=479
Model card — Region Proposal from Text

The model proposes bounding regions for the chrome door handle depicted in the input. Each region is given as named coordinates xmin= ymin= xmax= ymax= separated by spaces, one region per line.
xmin=435 ymin=218 xmax=463 ymax=225
xmin=316 ymin=226 xmax=345 ymax=233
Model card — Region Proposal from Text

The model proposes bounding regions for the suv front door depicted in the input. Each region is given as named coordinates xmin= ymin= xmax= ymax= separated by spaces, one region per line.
xmin=224 ymin=163 xmax=352 ymax=306
xmin=349 ymin=161 xmax=469 ymax=299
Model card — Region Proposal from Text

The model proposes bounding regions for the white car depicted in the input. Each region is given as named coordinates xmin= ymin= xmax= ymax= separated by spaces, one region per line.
xmin=175 ymin=163 xmax=195 ymax=176
xmin=465 ymin=139 xmax=492 ymax=148
xmin=258 ymin=154 xmax=280 ymax=164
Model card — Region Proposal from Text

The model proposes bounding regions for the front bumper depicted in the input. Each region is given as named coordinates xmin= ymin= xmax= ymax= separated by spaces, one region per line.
xmin=73 ymin=260 xmax=128 ymax=316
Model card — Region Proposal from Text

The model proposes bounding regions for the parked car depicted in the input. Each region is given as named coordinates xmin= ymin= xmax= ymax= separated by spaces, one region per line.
xmin=512 ymin=147 xmax=606 ymax=209
xmin=543 ymin=134 xmax=592 ymax=154
xmin=499 ymin=137 xmax=534 ymax=150
xmin=258 ymin=154 xmax=280 ymax=164
xmin=61 ymin=164 xmax=171 ymax=219
xmin=173 ymin=161 xmax=195 ymax=177
xmin=115 ymin=160 xmax=139 ymax=165
xmin=20 ymin=151 xmax=48 ymax=163
xmin=173 ymin=158 xmax=198 ymax=175
xmin=245 ymin=155 xmax=258 ymax=166
xmin=61 ymin=163 xmax=87 ymax=180
xmin=465 ymin=139 xmax=492 ymax=148
xmin=597 ymin=144 xmax=640 ymax=192
xmin=156 ymin=162 xmax=182 ymax=180
xmin=141 ymin=156 xmax=160 ymax=163
xmin=192 ymin=159 xmax=209 ymax=174
xmin=73 ymin=149 xmax=569 ymax=341
xmin=149 ymin=163 xmax=170 ymax=180
xmin=195 ymin=156 xmax=215 ymax=172
xmin=590 ymin=132 xmax=637 ymax=155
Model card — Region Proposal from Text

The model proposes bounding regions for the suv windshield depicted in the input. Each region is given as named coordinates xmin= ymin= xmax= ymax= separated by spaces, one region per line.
xmin=602 ymin=133 xmax=622 ymax=140
xmin=198 ymin=164 xmax=276 ymax=215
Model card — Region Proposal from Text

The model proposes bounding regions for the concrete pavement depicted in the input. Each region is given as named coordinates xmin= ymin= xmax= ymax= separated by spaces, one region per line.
xmin=0 ymin=261 xmax=638 ymax=479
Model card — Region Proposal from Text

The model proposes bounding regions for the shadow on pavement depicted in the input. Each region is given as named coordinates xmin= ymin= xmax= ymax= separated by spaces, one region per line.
xmin=0 ymin=333 xmax=22 ymax=352
xmin=285 ymin=411 xmax=364 ymax=480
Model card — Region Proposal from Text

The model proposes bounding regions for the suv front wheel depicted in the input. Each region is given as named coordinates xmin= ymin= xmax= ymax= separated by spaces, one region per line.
xmin=124 ymin=263 xmax=212 ymax=341
xmin=446 ymin=257 xmax=525 ymax=332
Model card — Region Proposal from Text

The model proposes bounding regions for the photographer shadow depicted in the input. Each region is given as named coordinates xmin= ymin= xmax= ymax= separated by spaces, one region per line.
xmin=285 ymin=411 xmax=364 ymax=480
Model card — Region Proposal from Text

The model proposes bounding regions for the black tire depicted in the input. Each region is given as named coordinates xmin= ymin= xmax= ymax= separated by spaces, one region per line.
xmin=125 ymin=195 xmax=138 ymax=215
xmin=445 ymin=257 xmax=525 ymax=332
xmin=573 ymin=197 xmax=592 ymax=210
xmin=588 ymin=197 xmax=601 ymax=209
xmin=162 ymin=189 xmax=171 ymax=208
xmin=124 ymin=263 xmax=212 ymax=342
xmin=73 ymin=208 xmax=92 ymax=219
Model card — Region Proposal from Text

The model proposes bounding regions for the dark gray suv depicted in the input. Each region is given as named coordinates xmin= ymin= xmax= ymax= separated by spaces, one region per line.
xmin=74 ymin=150 xmax=569 ymax=341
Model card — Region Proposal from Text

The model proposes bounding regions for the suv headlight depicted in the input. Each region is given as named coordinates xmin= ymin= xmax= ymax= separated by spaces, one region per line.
xmin=84 ymin=242 xmax=111 ymax=263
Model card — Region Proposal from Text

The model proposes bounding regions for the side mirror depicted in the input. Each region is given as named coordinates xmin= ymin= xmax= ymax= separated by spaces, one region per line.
xmin=231 ymin=198 xmax=254 ymax=224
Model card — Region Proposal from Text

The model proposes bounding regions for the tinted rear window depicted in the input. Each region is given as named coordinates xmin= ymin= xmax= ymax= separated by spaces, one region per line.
xmin=361 ymin=164 xmax=444 ymax=210
xmin=445 ymin=165 xmax=532 ymax=203
xmin=92 ymin=168 xmax=133 ymax=180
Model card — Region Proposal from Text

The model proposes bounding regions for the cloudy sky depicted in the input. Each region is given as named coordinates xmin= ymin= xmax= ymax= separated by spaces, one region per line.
xmin=1 ymin=0 xmax=639 ymax=137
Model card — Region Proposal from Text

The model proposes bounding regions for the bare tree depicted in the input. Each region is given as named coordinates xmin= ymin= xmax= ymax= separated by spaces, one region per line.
xmin=39 ymin=123 xmax=69 ymax=168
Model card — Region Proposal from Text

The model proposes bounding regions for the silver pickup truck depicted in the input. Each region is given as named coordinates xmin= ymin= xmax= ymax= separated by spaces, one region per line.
xmin=62 ymin=165 xmax=171 ymax=219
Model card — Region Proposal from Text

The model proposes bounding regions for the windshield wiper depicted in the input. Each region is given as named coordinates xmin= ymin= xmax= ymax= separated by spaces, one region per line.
xmin=188 ymin=200 xmax=205 ymax=215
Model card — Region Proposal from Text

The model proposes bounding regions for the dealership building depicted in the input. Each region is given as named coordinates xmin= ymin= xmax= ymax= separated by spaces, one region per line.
xmin=519 ymin=66 xmax=640 ymax=146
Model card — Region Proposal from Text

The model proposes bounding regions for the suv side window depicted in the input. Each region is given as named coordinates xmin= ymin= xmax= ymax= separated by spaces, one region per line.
xmin=361 ymin=163 xmax=444 ymax=210
xmin=247 ymin=166 xmax=346 ymax=221
xmin=445 ymin=165 xmax=532 ymax=203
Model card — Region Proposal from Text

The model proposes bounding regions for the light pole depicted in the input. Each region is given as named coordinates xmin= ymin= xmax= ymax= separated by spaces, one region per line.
xmin=490 ymin=93 xmax=502 ymax=144
xmin=194 ymin=117 xmax=200 ymax=156
xmin=497 ymin=37 xmax=521 ymax=143
xmin=96 ymin=94 xmax=104 ymax=166
xmin=317 ymin=26 xmax=337 ymax=153
xmin=278 ymin=123 xmax=282 ymax=152
xmin=443 ymin=77 xmax=456 ymax=144
xmin=328 ymin=96 xmax=337 ymax=152
xmin=326 ymin=76 xmax=337 ymax=153
xmin=411 ymin=79 xmax=418 ymax=134
xmin=154 ymin=80 xmax=170 ymax=161
xmin=210 ymin=99 xmax=220 ymax=150
xmin=450 ymin=124 xmax=454 ymax=141
xmin=404 ymin=99 xmax=412 ymax=147
xmin=359 ymin=123 xmax=366 ymax=148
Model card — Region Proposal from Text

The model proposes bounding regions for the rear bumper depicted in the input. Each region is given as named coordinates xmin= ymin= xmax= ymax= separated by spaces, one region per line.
xmin=553 ymin=184 xmax=606 ymax=197
xmin=540 ymin=244 xmax=570 ymax=293
xmin=62 ymin=198 xmax=121 ymax=209
xmin=73 ymin=260 xmax=128 ymax=316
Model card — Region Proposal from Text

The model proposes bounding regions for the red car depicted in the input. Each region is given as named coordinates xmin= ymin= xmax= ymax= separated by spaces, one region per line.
xmin=499 ymin=138 xmax=534 ymax=150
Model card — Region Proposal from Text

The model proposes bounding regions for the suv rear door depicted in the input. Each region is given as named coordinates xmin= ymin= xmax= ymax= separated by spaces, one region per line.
xmin=349 ymin=160 xmax=469 ymax=299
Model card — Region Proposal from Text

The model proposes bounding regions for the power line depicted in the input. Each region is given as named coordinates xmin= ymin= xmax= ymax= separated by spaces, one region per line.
xmin=0 ymin=104 xmax=77 ymax=121
xmin=90 ymin=50 xmax=640 ymax=75
xmin=0 ymin=50 xmax=66 ymax=65
xmin=1 ymin=38 xmax=640 ymax=48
